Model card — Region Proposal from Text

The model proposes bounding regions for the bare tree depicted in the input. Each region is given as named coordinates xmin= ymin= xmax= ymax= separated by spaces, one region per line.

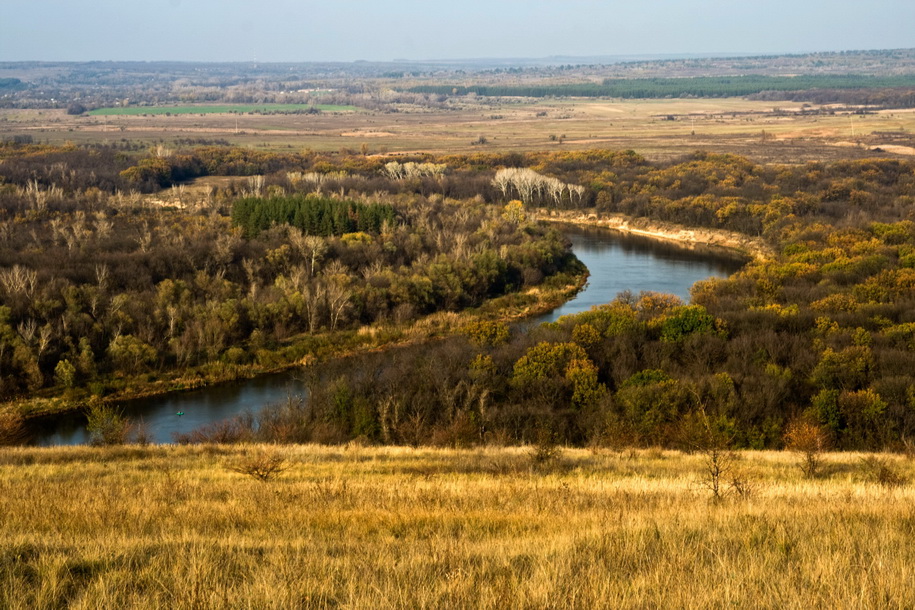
xmin=17 ymin=319 xmax=37 ymax=345
xmin=0 ymin=265 xmax=39 ymax=301
xmin=492 ymin=168 xmax=516 ymax=200
xmin=36 ymin=324 xmax=53 ymax=360
xmin=94 ymin=213 xmax=113 ymax=240
xmin=384 ymin=161 xmax=405 ymax=181
xmin=325 ymin=281 xmax=351 ymax=331
xmin=136 ymin=221 xmax=154 ymax=253
xmin=303 ymin=281 xmax=327 ymax=333
xmin=300 ymin=235 xmax=328 ymax=276
xmin=492 ymin=167 xmax=584 ymax=207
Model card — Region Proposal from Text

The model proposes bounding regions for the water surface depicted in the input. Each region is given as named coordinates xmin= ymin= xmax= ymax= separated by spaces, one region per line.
xmin=535 ymin=225 xmax=745 ymax=323
xmin=34 ymin=371 xmax=307 ymax=446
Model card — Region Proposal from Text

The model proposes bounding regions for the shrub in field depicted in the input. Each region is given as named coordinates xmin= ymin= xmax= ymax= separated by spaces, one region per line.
xmin=859 ymin=456 xmax=908 ymax=488
xmin=784 ymin=418 xmax=830 ymax=478
xmin=530 ymin=428 xmax=563 ymax=468
xmin=228 ymin=450 xmax=289 ymax=483
xmin=688 ymin=411 xmax=752 ymax=501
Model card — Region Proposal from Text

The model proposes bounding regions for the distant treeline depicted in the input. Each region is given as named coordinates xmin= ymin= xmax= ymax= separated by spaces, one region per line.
xmin=231 ymin=195 xmax=396 ymax=237
xmin=751 ymin=87 xmax=915 ymax=108
xmin=0 ymin=79 xmax=25 ymax=91
xmin=408 ymin=74 xmax=915 ymax=99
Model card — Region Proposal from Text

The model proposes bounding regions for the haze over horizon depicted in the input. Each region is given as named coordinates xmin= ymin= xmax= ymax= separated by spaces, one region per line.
xmin=3 ymin=0 xmax=913 ymax=64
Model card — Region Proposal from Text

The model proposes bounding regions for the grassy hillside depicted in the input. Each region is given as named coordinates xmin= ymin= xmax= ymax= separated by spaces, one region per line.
xmin=1 ymin=444 xmax=913 ymax=608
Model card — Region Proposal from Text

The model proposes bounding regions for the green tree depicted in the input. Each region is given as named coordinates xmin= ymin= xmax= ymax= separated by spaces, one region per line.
xmin=108 ymin=335 xmax=157 ymax=374
xmin=616 ymin=370 xmax=692 ymax=445
xmin=512 ymin=342 xmax=589 ymax=384
xmin=54 ymin=359 xmax=77 ymax=388
xmin=502 ymin=200 xmax=526 ymax=225
xmin=85 ymin=401 xmax=129 ymax=446
xmin=464 ymin=320 xmax=510 ymax=347
xmin=659 ymin=305 xmax=719 ymax=342
xmin=811 ymin=346 xmax=874 ymax=391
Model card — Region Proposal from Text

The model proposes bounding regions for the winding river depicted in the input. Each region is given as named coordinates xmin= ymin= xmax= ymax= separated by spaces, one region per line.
xmin=34 ymin=225 xmax=746 ymax=445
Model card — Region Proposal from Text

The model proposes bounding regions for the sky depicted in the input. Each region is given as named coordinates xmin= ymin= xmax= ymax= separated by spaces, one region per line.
xmin=2 ymin=0 xmax=913 ymax=63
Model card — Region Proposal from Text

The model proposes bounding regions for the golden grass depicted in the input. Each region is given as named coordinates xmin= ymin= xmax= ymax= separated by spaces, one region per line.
xmin=1 ymin=445 xmax=914 ymax=608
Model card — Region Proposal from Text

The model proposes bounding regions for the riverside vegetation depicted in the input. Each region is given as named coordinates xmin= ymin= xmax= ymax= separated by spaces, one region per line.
xmin=2 ymin=144 xmax=915 ymax=452
xmin=0 ymin=142 xmax=588 ymax=426
xmin=4 ymin=120 xmax=915 ymax=609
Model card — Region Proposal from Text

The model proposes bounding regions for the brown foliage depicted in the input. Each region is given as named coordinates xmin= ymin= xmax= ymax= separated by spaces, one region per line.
xmin=784 ymin=418 xmax=830 ymax=478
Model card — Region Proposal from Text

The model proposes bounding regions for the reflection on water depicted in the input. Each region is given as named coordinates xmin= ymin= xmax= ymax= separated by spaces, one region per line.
xmin=33 ymin=371 xmax=307 ymax=446
xmin=33 ymin=225 xmax=745 ymax=445
xmin=534 ymin=226 xmax=745 ymax=324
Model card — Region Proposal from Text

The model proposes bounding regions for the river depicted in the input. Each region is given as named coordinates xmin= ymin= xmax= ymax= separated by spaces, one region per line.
xmin=534 ymin=225 xmax=745 ymax=324
xmin=33 ymin=225 xmax=745 ymax=445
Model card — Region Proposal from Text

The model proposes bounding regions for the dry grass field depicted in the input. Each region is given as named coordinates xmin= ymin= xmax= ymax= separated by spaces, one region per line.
xmin=1 ymin=444 xmax=914 ymax=608
xmin=4 ymin=98 xmax=915 ymax=163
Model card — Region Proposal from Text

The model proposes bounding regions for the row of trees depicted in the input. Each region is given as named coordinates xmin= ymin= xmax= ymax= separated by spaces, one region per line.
xmin=491 ymin=168 xmax=586 ymax=208
xmin=230 ymin=195 xmax=396 ymax=237
xmin=406 ymin=74 xmax=915 ymax=100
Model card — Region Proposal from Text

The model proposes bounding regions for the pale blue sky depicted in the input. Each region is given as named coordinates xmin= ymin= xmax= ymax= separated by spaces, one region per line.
xmin=2 ymin=0 xmax=913 ymax=62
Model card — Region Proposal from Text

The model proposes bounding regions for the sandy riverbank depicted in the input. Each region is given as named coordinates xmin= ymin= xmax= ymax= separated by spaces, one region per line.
xmin=538 ymin=210 xmax=774 ymax=261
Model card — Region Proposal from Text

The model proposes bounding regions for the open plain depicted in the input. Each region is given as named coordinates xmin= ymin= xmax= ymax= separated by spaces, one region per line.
xmin=4 ymin=98 xmax=915 ymax=163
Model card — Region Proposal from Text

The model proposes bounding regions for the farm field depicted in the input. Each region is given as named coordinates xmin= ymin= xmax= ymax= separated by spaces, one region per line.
xmin=87 ymin=104 xmax=359 ymax=116
xmin=4 ymin=97 xmax=915 ymax=163
xmin=1 ymin=444 xmax=913 ymax=608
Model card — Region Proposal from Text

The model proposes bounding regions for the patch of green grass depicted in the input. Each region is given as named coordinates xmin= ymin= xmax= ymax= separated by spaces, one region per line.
xmin=88 ymin=104 xmax=358 ymax=116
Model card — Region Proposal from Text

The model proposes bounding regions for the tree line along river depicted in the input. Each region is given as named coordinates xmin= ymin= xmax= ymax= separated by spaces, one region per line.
xmin=34 ymin=225 xmax=746 ymax=445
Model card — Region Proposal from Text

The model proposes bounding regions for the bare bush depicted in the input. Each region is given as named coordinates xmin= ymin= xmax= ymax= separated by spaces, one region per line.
xmin=228 ymin=450 xmax=290 ymax=483
xmin=859 ymin=456 xmax=907 ymax=488
xmin=530 ymin=428 xmax=562 ymax=468
xmin=85 ymin=402 xmax=130 ymax=446
xmin=698 ymin=445 xmax=737 ymax=501
xmin=174 ymin=413 xmax=257 ymax=444
xmin=688 ymin=410 xmax=754 ymax=501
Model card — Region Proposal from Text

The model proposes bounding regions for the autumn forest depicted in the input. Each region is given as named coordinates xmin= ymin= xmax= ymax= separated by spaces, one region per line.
xmin=0 ymin=138 xmax=913 ymax=451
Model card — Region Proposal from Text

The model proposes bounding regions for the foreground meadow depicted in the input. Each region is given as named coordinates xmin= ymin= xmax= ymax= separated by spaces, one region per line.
xmin=1 ymin=444 xmax=913 ymax=608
